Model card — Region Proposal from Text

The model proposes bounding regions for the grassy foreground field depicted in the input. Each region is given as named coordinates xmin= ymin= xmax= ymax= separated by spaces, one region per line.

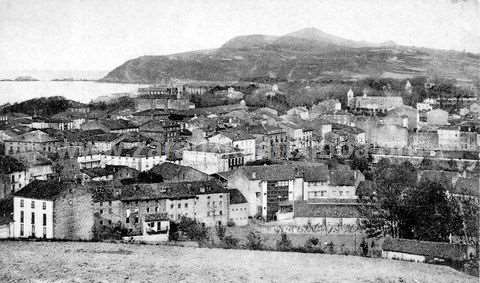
xmin=0 ymin=241 xmax=476 ymax=283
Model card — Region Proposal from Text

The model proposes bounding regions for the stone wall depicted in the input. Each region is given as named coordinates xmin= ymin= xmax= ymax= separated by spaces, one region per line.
xmin=53 ymin=186 xmax=95 ymax=240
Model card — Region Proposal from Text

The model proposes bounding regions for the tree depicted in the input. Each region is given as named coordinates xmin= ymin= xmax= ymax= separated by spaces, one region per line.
xmin=246 ymin=231 xmax=264 ymax=250
xmin=216 ymin=223 xmax=226 ymax=240
xmin=177 ymin=217 xmax=209 ymax=242
xmin=276 ymin=232 xmax=292 ymax=251
xmin=360 ymin=238 xmax=369 ymax=257
xmin=402 ymin=182 xmax=463 ymax=242
xmin=361 ymin=160 xmax=417 ymax=238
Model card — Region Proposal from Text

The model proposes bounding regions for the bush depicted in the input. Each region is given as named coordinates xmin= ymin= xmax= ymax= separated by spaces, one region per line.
xmin=326 ymin=241 xmax=335 ymax=254
xmin=246 ymin=231 xmax=263 ymax=250
xmin=223 ymin=235 xmax=239 ymax=249
xmin=306 ymin=237 xmax=319 ymax=247
xmin=360 ymin=238 xmax=369 ymax=257
xmin=276 ymin=232 xmax=292 ymax=251
xmin=177 ymin=217 xmax=209 ymax=242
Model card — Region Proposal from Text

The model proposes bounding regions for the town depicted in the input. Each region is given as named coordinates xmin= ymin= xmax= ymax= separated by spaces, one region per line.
xmin=0 ymin=77 xmax=478 ymax=277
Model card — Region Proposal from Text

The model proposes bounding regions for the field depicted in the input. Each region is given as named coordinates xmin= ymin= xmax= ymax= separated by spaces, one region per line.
xmin=0 ymin=241 xmax=477 ymax=283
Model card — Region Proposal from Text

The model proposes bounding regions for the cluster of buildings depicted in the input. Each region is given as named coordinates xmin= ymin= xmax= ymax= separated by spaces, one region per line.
xmin=0 ymin=80 xmax=478 ymax=245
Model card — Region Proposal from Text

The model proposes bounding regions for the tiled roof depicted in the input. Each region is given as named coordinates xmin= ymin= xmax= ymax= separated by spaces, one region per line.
xmin=229 ymin=188 xmax=247 ymax=204
xmin=329 ymin=170 xmax=356 ymax=186
xmin=239 ymin=165 xmax=299 ymax=181
xmin=189 ymin=143 xmax=241 ymax=154
xmin=13 ymin=180 xmax=65 ymax=200
xmin=121 ymin=180 xmax=228 ymax=201
xmin=0 ymin=155 xmax=26 ymax=174
xmin=294 ymin=201 xmax=363 ymax=218
xmin=382 ymin=237 xmax=470 ymax=261
xmin=215 ymin=130 xmax=255 ymax=141
xmin=101 ymin=119 xmax=138 ymax=130
xmin=144 ymin=213 xmax=169 ymax=221
xmin=81 ymin=168 xmax=112 ymax=178
xmin=302 ymin=165 xmax=329 ymax=182
xmin=149 ymin=162 xmax=209 ymax=181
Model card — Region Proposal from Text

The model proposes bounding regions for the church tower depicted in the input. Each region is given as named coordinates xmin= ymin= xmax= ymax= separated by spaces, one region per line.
xmin=347 ymin=88 xmax=354 ymax=108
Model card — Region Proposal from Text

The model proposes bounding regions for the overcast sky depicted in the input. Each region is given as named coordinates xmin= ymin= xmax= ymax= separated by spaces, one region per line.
xmin=0 ymin=0 xmax=479 ymax=73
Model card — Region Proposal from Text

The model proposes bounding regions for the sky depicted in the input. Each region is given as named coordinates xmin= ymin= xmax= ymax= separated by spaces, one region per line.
xmin=0 ymin=0 xmax=479 ymax=74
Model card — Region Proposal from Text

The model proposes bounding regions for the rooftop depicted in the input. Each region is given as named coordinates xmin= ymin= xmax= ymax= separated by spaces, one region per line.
xmin=382 ymin=237 xmax=471 ymax=261
xmin=229 ymin=188 xmax=248 ymax=204
xmin=14 ymin=180 xmax=66 ymax=201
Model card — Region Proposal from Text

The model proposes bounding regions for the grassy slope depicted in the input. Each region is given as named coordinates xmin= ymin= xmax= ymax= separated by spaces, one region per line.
xmin=0 ymin=241 xmax=476 ymax=283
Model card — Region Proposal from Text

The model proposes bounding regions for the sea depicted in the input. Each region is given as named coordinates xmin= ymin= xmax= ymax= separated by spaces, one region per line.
xmin=0 ymin=81 xmax=146 ymax=105
xmin=0 ymin=70 xmax=146 ymax=105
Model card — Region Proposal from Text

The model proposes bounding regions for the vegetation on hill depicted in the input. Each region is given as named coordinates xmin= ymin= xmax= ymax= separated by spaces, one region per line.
xmin=0 ymin=96 xmax=76 ymax=117
xmin=101 ymin=28 xmax=480 ymax=84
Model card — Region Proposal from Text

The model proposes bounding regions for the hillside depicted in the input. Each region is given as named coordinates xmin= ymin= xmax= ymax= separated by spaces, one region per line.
xmin=101 ymin=27 xmax=480 ymax=83
xmin=0 ymin=241 xmax=476 ymax=283
xmin=0 ymin=96 xmax=85 ymax=117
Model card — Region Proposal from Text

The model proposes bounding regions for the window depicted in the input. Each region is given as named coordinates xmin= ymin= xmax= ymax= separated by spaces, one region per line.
xmin=184 ymin=203 xmax=188 ymax=208
xmin=31 ymin=212 xmax=35 ymax=224
xmin=126 ymin=217 xmax=130 ymax=224
xmin=100 ymin=202 xmax=103 ymax=207
xmin=108 ymin=201 xmax=112 ymax=206
xmin=100 ymin=220 xmax=103 ymax=225
xmin=219 ymin=195 xmax=223 ymax=198
xmin=20 ymin=199 xmax=24 ymax=207
xmin=170 ymin=204 xmax=174 ymax=209
xmin=31 ymin=201 xmax=35 ymax=209
xmin=20 ymin=211 xmax=24 ymax=223
xmin=42 ymin=202 xmax=46 ymax=210
xmin=42 ymin=214 xmax=46 ymax=226
xmin=155 ymin=207 xmax=159 ymax=212
xmin=219 ymin=210 xmax=223 ymax=215
xmin=20 ymin=224 xmax=24 ymax=236
xmin=134 ymin=216 xmax=139 ymax=223
xmin=178 ymin=204 xmax=181 ymax=209
xmin=100 ymin=209 xmax=103 ymax=214
xmin=42 ymin=227 xmax=46 ymax=238
xmin=146 ymin=207 xmax=150 ymax=213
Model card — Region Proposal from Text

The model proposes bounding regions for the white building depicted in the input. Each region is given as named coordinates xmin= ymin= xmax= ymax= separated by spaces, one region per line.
xmin=12 ymin=195 xmax=54 ymax=238
xmin=208 ymin=131 xmax=256 ymax=162
xmin=182 ymin=143 xmax=245 ymax=175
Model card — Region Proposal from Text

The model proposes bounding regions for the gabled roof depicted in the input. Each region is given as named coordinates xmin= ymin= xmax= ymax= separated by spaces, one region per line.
xmin=214 ymin=130 xmax=255 ymax=141
xmin=229 ymin=189 xmax=247 ymax=204
xmin=188 ymin=143 xmax=241 ymax=154
xmin=238 ymin=165 xmax=299 ymax=181
xmin=149 ymin=162 xmax=209 ymax=181
xmin=101 ymin=119 xmax=138 ymax=130
xmin=10 ymin=130 xmax=58 ymax=143
xmin=382 ymin=237 xmax=470 ymax=261
xmin=120 ymin=180 xmax=228 ymax=201
xmin=302 ymin=165 xmax=329 ymax=182
xmin=81 ymin=168 xmax=112 ymax=178
xmin=13 ymin=180 xmax=65 ymax=201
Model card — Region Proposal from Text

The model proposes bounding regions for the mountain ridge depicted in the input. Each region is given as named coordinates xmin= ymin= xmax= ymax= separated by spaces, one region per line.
xmin=101 ymin=27 xmax=480 ymax=84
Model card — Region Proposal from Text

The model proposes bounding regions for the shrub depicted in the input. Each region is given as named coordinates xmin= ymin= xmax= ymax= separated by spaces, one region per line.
xmin=360 ymin=238 xmax=369 ymax=257
xmin=177 ymin=216 xmax=209 ymax=242
xmin=276 ymin=232 xmax=292 ymax=251
xmin=306 ymin=237 xmax=319 ymax=247
xmin=326 ymin=241 xmax=335 ymax=254
xmin=246 ymin=231 xmax=263 ymax=250
xmin=223 ymin=235 xmax=239 ymax=249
